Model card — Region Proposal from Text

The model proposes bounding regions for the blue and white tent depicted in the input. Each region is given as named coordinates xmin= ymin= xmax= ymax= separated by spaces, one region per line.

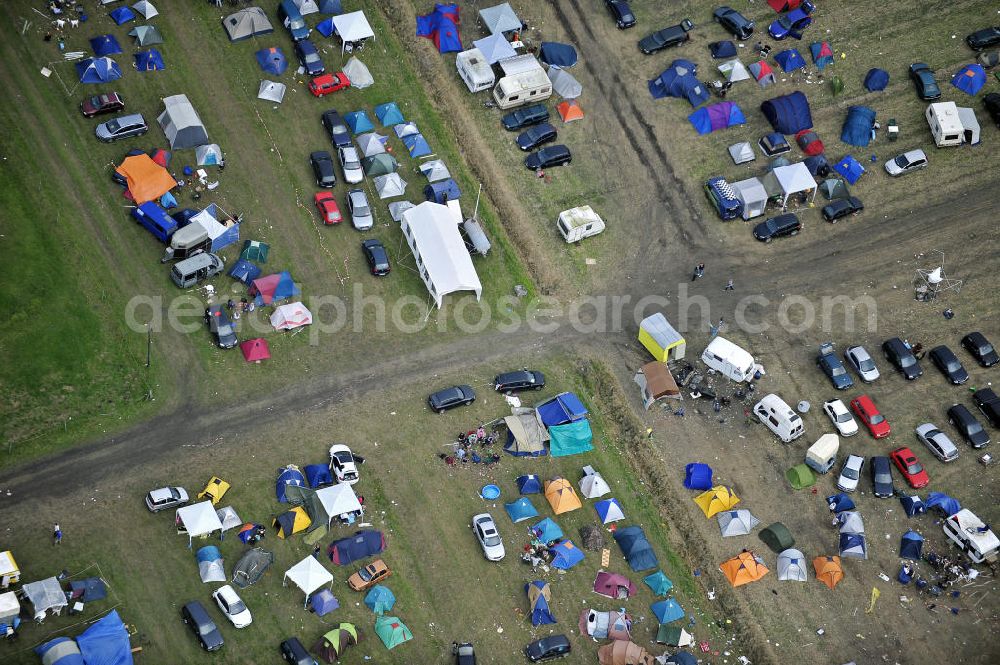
xmin=276 ymin=466 xmax=306 ymax=503
xmin=594 ymin=498 xmax=625 ymax=524
xmin=196 ymin=546 xmax=226 ymax=583
xmin=525 ymin=580 xmax=556 ymax=626
xmin=899 ymin=495 xmax=926 ymax=517
xmin=651 ymin=598 xmax=685 ymax=624
xmin=76 ymin=57 xmax=123 ymax=84
xmin=839 ymin=532 xmax=868 ymax=559
xmin=505 ymin=497 xmax=539 ymax=523
xmin=826 ymin=493 xmax=856 ymax=513
xmin=536 ymin=392 xmax=588 ymax=427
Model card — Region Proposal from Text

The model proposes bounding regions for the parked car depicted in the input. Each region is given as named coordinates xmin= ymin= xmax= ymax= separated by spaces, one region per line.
xmin=516 ymin=122 xmax=557 ymax=151
xmin=453 ymin=641 xmax=477 ymax=665
xmin=472 ymin=513 xmax=505 ymax=561
xmin=752 ymin=213 xmax=801 ymax=242
xmin=347 ymin=558 xmax=391 ymax=591
xmin=95 ymin=113 xmax=148 ymax=142
xmin=212 ymin=584 xmax=252 ymax=628
xmin=870 ymin=456 xmax=895 ymax=498
xmin=713 ymin=6 xmax=754 ymax=40
xmin=314 ymin=191 xmax=342 ymax=225
xmin=321 ymin=110 xmax=352 ymax=148
xmin=338 ymin=146 xmax=364 ymax=184
xmin=821 ymin=196 xmax=864 ymax=222
xmin=525 ymin=635 xmax=571 ymax=662
xmin=884 ymin=149 xmax=928 ymax=176
xmin=966 ymin=26 xmax=1000 ymax=50
xmin=80 ymin=91 xmax=124 ymax=118
xmin=524 ymin=145 xmax=572 ymax=170
xmin=204 ymin=305 xmax=238 ymax=349
xmin=181 ymin=601 xmax=224 ymax=651
xmin=501 ymin=104 xmax=549 ymax=131
xmin=280 ymin=637 xmax=318 ymax=665
xmin=851 ymin=395 xmax=890 ymax=439
xmin=294 ymin=39 xmax=325 ymax=76
xmin=361 ymin=239 xmax=390 ymax=276
xmin=767 ymin=1 xmax=814 ymax=40
xmin=909 ymin=63 xmax=941 ymax=100
xmin=309 ymin=72 xmax=350 ymax=97
xmin=890 ymin=446 xmax=930 ymax=488
xmin=428 ymin=385 xmax=476 ymax=412
xmin=638 ymin=19 xmax=694 ymax=54
xmin=915 ymin=423 xmax=959 ymax=462
xmin=494 ymin=370 xmax=545 ymax=393
xmin=823 ymin=399 xmax=859 ymax=437
xmin=604 ymin=0 xmax=636 ymax=29
xmin=985 ymin=93 xmax=1000 ymax=127
xmin=310 ymin=151 xmax=336 ymax=188
xmin=845 ymin=345 xmax=880 ymax=382
xmin=882 ymin=337 xmax=923 ymax=380
xmin=972 ymin=388 xmax=1000 ymax=428
xmin=961 ymin=331 xmax=998 ymax=367
xmin=817 ymin=342 xmax=854 ymax=390
xmin=145 ymin=486 xmax=189 ymax=512
xmin=947 ymin=404 xmax=991 ymax=448
xmin=328 ymin=444 xmax=360 ymax=484
xmin=929 ymin=345 xmax=969 ymax=384
xmin=837 ymin=454 xmax=865 ymax=492
xmin=346 ymin=188 xmax=373 ymax=230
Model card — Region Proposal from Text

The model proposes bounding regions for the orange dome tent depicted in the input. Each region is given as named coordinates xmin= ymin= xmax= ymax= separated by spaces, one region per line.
xmin=720 ymin=551 xmax=769 ymax=587
xmin=597 ymin=639 xmax=655 ymax=665
xmin=556 ymin=99 xmax=585 ymax=123
xmin=694 ymin=485 xmax=740 ymax=518
xmin=545 ymin=477 xmax=583 ymax=515
xmin=812 ymin=555 xmax=844 ymax=589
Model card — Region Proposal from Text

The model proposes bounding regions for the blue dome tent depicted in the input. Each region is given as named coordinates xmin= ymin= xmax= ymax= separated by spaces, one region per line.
xmin=90 ymin=34 xmax=123 ymax=57
xmin=863 ymin=68 xmax=889 ymax=92
xmin=375 ymin=102 xmax=405 ymax=126
xmin=365 ymin=585 xmax=396 ymax=615
xmin=899 ymin=530 xmax=924 ymax=559
xmin=688 ymin=102 xmax=746 ymax=135
xmin=774 ymin=48 xmax=806 ymax=72
xmin=505 ymin=497 xmax=539 ymax=523
xmin=594 ymin=498 xmax=626 ymax=524
xmin=109 ymin=6 xmax=136 ymax=25
xmin=517 ymin=474 xmax=543 ymax=494
xmin=135 ymin=49 xmax=165 ymax=72
xmin=710 ymin=40 xmax=737 ymax=58
xmin=525 ymin=580 xmax=556 ymax=626
xmin=403 ymin=133 xmax=432 ymax=157
xmin=550 ymin=540 xmax=585 ymax=569
xmin=531 ymin=517 xmax=564 ymax=544
xmin=424 ymin=179 xmax=461 ymax=203
xmin=651 ymin=598 xmax=685 ymax=624
xmin=345 ymin=110 xmax=375 ymax=134
xmin=614 ymin=525 xmax=659 ymax=572
xmin=643 ymin=570 xmax=674 ymax=595
xmin=683 ymin=463 xmax=713 ymax=490
xmin=276 ymin=466 xmax=306 ymax=502
xmin=899 ymin=495 xmax=926 ymax=517
xmin=810 ymin=41 xmax=834 ymax=70
xmin=840 ymin=105 xmax=876 ymax=147
xmin=761 ymin=91 xmax=813 ymax=134
xmin=256 ymin=47 xmax=288 ymax=75
xmin=305 ymin=463 xmax=334 ymax=488
xmin=76 ymin=57 xmax=123 ymax=84
xmin=833 ymin=154 xmax=865 ymax=185
xmin=952 ymin=64 xmax=986 ymax=95
xmin=539 ymin=42 xmax=578 ymax=67
xmin=228 ymin=259 xmax=262 ymax=286
xmin=826 ymin=493 xmax=856 ymax=513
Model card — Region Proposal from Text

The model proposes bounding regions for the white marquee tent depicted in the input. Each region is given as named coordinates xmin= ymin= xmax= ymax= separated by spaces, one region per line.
xmin=22 ymin=577 xmax=67 ymax=619
xmin=400 ymin=202 xmax=482 ymax=308
xmin=479 ymin=2 xmax=521 ymax=36
xmin=332 ymin=11 xmax=375 ymax=54
xmin=315 ymin=484 xmax=363 ymax=526
xmin=284 ymin=555 xmax=334 ymax=606
xmin=761 ymin=162 xmax=818 ymax=206
xmin=176 ymin=501 xmax=224 ymax=544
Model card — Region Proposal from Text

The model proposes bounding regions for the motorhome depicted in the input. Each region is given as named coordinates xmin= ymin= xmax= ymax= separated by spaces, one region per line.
xmin=943 ymin=509 xmax=999 ymax=563
xmin=456 ymin=48 xmax=495 ymax=93
xmin=754 ymin=393 xmax=805 ymax=443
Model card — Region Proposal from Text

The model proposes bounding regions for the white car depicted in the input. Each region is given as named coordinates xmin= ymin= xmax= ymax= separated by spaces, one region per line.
xmin=823 ymin=399 xmax=859 ymax=437
xmin=472 ymin=513 xmax=505 ymax=561
xmin=884 ymin=148 xmax=927 ymax=177
xmin=837 ymin=454 xmax=865 ymax=492
xmin=845 ymin=346 xmax=880 ymax=383
xmin=329 ymin=444 xmax=360 ymax=485
xmin=212 ymin=584 xmax=252 ymax=628
xmin=145 ymin=486 xmax=189 ymax=512
xmin=915 ymin=423 xmax=959 ymax=462
xmin=338 ymin=146 xmax=364 ymax=184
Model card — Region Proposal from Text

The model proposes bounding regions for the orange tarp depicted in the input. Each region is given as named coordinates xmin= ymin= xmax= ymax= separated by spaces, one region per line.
xmin=720 ymin=551 xmax=770 ymax=587
xmin=115 ymin=154 xmax=176 ymax=204
xmin=544 ymin=477 xmax=583 ymax=515
xmin=556 ymin=99 xmax=584 ymax=123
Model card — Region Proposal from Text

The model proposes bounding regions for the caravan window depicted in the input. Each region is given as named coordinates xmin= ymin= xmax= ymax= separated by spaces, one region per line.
xmin=944 ymin=134 xmax=958 ymax=141
xmin=508 ymin=94 xmax=519 ymax=102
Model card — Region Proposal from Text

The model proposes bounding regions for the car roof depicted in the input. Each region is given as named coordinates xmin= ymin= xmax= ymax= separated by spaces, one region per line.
xmin=349 ymin=189 xmax=368 ymax=202
xmin=312 ymin=150 xmax=332 ymax=160
xmin=185 ymin=601 xmax=212 ymax=620
xmin=853 ymin=395 xmax=876 ymax=410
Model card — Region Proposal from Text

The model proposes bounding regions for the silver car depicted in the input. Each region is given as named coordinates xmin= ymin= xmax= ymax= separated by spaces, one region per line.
xmin=346 ymin=188 xmax=373 ymax=230
xmin=837 ymin=454 xmax=865 ymax=492
xmin=845 ymin=345 xmax=880 ymax=383
xmin=338 ymin=146 xmax=364 ymax=184
xmin=915 ymin=423 xmax=959 ymax=462
xmin=884 ymin=148 xmax=927 ymax=176
xmin=95 ymin=113 xmax=148 ymax=142
xmin=472 ymin=513 xmax=505 ymax=561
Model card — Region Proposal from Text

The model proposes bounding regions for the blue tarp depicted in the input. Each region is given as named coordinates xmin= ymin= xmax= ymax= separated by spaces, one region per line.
xmin=525 ymin=580 xmax=556 ymax=626
xmin=76 ymin=57 xmax=123 ymax=84
xmin=35 ymin=637 xmax=84 ymax=665
xmin=109 ymin=7 xmax=136 ymax=25
xmin=710 ymin=41 xmax=737 ymax=58
xmin=375 ymin=102 xmax=405 ymax=126
xmin=276 ymin=467 xmax=306 ymax=503
xmin=346 ymin=110 xmax=375 ymax=134
xmin=505 ymin=497 xmax=540 ymax=523
xmin=833 ymin=155 xmax=865 ymax=184
xmin=651 ymin=598 xmax=685 ymax=624
xmin=899 ymin=495 xmax=926 ymax=517
xmin=899 ymin=530 xmax=924 ymax=559
xmin=76 ymin=610 xmax=134 ymax=665
xmin=550 ymin=540 xmax=585 ymax=570
xmin=539 ymin=42 xmax=578 ymax=67
xmin=684 ymin=463 xmax=713 ymax=490
xmin=135 ymin=49 xmax=165 ymax=71
xmin=648 ymin=60 xmax=708 ymax=107
xmin=328 ymin=530 xmax=386 ymax=566
xmin=159 ymin=191 xmax=177 ymax=209
xmin=310 ymin=589 xmax=339 ymax=616
xmin=840 ymin=106 xmax=876 ymax=147
xmin=536 ymin=392 xmax=588 ymax=427
xmin=531 ymin=517 xmax=564 ymax=543
xmin=365 ymin=585 xmax=396 ymax=614
xmin=688 ymin=102 xmax=746 ymax=135
xmin=517 ymin=474 xmax=542 ymax=494
xmin=826 ymin=493 xmax=856 ymax=513
xmin=614 ymin=525 xmax=659 ymax=572
xmin=403 ymin=133 xmax=432 ymax=157
xmin=926 ymin=492 xmax=961 ymax=516
xmin=228 ymin=259 xmax=262 ymax=285
xmin=316 ymin=18 xmax=336 ymax=38
xmin=863 ymin=68 xmax=889 ymax=92
xmin=90 ymin=34 xmax=123 ymax=57
xmin=952 ymin=64 xmax=986 ymax=95
xmin=416 ymin=3 xmax=463 ymax=54
xmin=305 ymin=463 xmax=334 ymax=488
xmin=256 ymin=47 xmax=288 ymax=75
xmin=810 ymin=41 xmax=834 ymax=70
xmin=643 ymin=570 xmax=674 ymax=595
xmin=548 ymin=419 xmax=594 ymax=457
xmin=774 ymin=49 xmax=806 ymax=72
xmin=761 ymin=92 xmax=813 ymax=134
xmin=424 ymin=179 xmax=461 ymax=203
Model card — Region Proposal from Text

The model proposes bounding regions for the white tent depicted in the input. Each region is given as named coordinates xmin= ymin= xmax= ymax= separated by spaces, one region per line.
xmin=158 ymin=94 xmax=209 ymax=150
xmin=258 ymin=80 xmax=286 ymax=103
xmin=132 ymin=0 xmax=158 ymax=19
xmin=0 ymin=591 xmax=19 ymax=623
xmin=284 ymin=555 xmax=334 ymax=606
xmin=579 ymin=471 xmax=610 ymax=498
xmin=718 ymin=59 xmax=750 ymax=83
xmin=956 ymin=106 xmax=980 ymax=145
xmin=548 ymin=67 xmax=583 ymax=99
xmin=342 ymin=57 xmax=374 ymax=89
xmin=222 ymin=7 xmax=274 ymax=42
xmin=717 ymin=509 xmax=761 ymax=537
xmin=731 ymin=177 xmax=768 ymax=220
xmin=728 ymin=141 xmax=755 ymax=164
xmin=596 ymin=498 xmax=626 ymax=524
xmin=356 ymin=132 xmax=387 ymax=157
xmin=292 ymin=0 xmax=319 ymax=15
xmin=332 ymin=11 xmax=375 ymax=54
xmin=393 ymin=121 xmax=420 ymax=138
xmin=400 ymin=202 xmax=483 ymax=308
xmin=479 ymin=2 xmax=521 ymax=36
xmin=473 ymin=33 xmax=516 ymax=65
xmin=761 ymin=163 xmax=818 ymax=206
xmin=271 ymin=302 xmax=313 ymax=330
xmin=177 ymin=501 xmax=224 ymax=544
xmin=373 ymin=173 xmax=407 ymax=199
xmin=837 ymin=511 xmax=865 ymax=535
xmin=315 ymin=484 xmax=363 ymax=526
xmin=22 ymin=577 xmax=67 ymax=619
xmin=776 ymin=548 xmax=808 ymax=581
xmin=388 ymin=200 xmax=415 ymax=222
xmin=418 ymin=159 xmax=451 ymax=182
xmin=195 ymin=143 xmax=223 ymax=167
xmin=216 ymin=506 xmax=242 ymax=535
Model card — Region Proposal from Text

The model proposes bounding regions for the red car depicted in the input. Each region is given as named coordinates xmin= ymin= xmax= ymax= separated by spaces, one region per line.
xmin=850 ymin=395 xmax=891 ymax=439
xmin=80 ymin=92 xmax=125 ymax=118
xmin=309 ymin=72 xmax=350 ymax=97
xmin=314 ymin=192 xmax=342 ymax=224
xmin=890 ymin=446 xmax=930 ymax=488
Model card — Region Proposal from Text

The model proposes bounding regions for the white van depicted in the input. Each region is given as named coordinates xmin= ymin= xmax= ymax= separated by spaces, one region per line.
xmin=754 ymin=393 xmax=805 ymax=443
xmin=557 ymin=205 xmax=605 ymax=243
xmin=701 ymin=337 xmax=756 ymax=382
xmin=170 ymin=253 xmax=224 ymax=288
xmin=456 ymin=48 xmax=495 ymax=93
xmin=943 ymin=509 xmax=999 ymax=563
xmin=492 ymin=69 xmax=552 ymax=109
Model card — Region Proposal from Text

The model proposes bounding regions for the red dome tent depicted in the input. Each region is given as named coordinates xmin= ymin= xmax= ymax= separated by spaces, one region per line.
xmin=795 ymin=129 xmax=824 ymax=156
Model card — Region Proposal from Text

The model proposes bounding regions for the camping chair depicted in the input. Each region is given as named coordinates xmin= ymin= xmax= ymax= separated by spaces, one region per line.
xmin=887 ymin=118 xmax=899 ymax=141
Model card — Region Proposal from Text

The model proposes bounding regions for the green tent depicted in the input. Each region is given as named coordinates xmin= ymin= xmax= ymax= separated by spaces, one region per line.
xmin=240 ymin=240 xmax=269 ymax=263
xmin=362 ymin=153 xmax=398 ymax=177
xmin=830 ymin=76 xmax=844 ymax=96
xmin=129 ymin=24 xmax=164 ymax=47
xmin=655 ymin=624 xmax=693 ymax=646
xmin=643 ymin=570 xmax=674 ymax=596
xmin=759 ymin=522 xmax=795 ymax=553
xmin=375 ymin=615 xmax=412 ymax=650
xmin=313 ymin=623 xmax=358 ymax=663
xmin=785 ymin=464 xmax=816 ymax=490
xmin=548 ymin=419 xmax=594 ymax=457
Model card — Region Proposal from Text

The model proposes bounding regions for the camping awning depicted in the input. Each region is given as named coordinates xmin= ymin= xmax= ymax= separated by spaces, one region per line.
xmin=634 ymin=361 xmax=680 ymax=408
xmin=761 ymin=163 xmax=817 ymax=205
xmin=284 ymin=555 xmax=334 ymax=601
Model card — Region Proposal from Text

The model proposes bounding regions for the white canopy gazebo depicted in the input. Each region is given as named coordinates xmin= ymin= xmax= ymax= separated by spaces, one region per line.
xmin=315 ymin=484 xmax=363 ymax=526
xmin=176 ymin=501 xmax=224 ymax=546
xmin=284 ymin=555 xmax=334 ymax=606
xmin=332 ymin=11 xmax=375 ymax=55
xmin=761 ymin=162 xmax=818 ymax=207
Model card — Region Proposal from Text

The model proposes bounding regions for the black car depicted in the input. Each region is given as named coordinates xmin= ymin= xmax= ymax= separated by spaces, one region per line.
xmin=361 ymin=239 xmax=390 ymax=276
xmin=908 ymin=63 xmax=941 ymax=101
xmin=929 ymin=345 xmax=969 ymax=384
xmin=524 ymin=145 xmax=572 ymax=170
xmin=821 ymin=196 xmax=864 ymax=222
xmin=985 ymin=93 xmax=1000 ymax=128
xmin=321 ymin=110 xmax=352 ymax=148
xmin=972 ymin=388 xmax=1000 ymax=428
xmin=753 ymin=213 xmax=801 ymax=242
xmin=525 ymin=634 xmax=571 ymax=662
xmin=204 ymin=305 xmax=238 ymax=349
xmin=961 ymin=331 xmax=998 ymax=367
xmin=638 ymin=19 xmax=694 ymax=54
xmin=294 ymin=39 xmax=325 ymax=76
xmin=80 ymin=91 xmax=125 ymax=118
xmin=428 ymin=385 xmax=476 ymax=413
xmin=882 ymin=337 xmax=923 ymax=380
xmin=713 ymin=6 xmax=754 ymax=40
xmin=967 ymin=26 xmax=1000 ymax=50
xmin=604 ymin=0 xmax=636 ymax=29
xmin=280 ymin=637 xmax=317 ymax=665
xmin=870 ymin=455 xmax=894 ymax=498
xmin=947 ymin=404 xmax=991 ymax=448
xmin=310 ymin=151 xmax=336 ymax=188
xmin=494 ymin=370 xmax=545 ymax=392
xmin=182 ymin=601 xmax=224 ymax=652
xmin=453 ymin=641 xmax=477 ymax=665
xmin=501 ymin=104 xmax=550 ymax=131
xmin=516 ymin=122 xmax=557 ymax=151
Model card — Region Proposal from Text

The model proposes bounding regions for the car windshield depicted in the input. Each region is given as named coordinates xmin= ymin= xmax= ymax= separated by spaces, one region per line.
xmin=894 ymin=155 xmax=910 ymax=167
xmin=89 ymin=96 xmax=102 ymax=106
xmin=899 ymin=354 xmax=916 ymax=367
xmin=907 ymin=462 xmax=923 ymax=474
xmin=859 ymin=358 xmax=875 ymax=371
xmin=105 ymin=120 xmax=120 ymax=132
xmin=228 ymin=599 xmax=246 ymax=614
xmin=354 ymin=203 xmax=370 ymax=217
xmin=777 ymin=16 xmax=792 ymax=29
xmin=169 ymin=488 xmax=181 ymax=500
xmin=870 ymin=414 xmax=885 ymax=425
xmin=333 ymin=451 xmax=352 ymax=464
xmin=305 ymin=53 xmax=321 ymax=64
xmin=484 ymin=533 xmax=501 ymax=547
xmin=198 ymin=622 xmax=216 ymax=636
xmin=836 ymin=412 xmax=852 ymax=423
xmin=945 ymin=359 xmax=961 ymax=371
xmin=359 ymin=567 xmax=374 ymax=582
xmin=842 ymin=467 xmax=859 ymax=480
xmin=831 ymin=366 xmax=846 ymax=376
xmin=875 ymin=471 xmax=892 ymax=483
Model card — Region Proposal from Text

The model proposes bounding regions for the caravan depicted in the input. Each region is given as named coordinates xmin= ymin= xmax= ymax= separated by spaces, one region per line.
xmin=925 ymin=102 xmax=964 ymax=147
xmin=456 ymin=48 xmax=495 ymax=93
xmin=492 ymin=55 xmax=551 ymax=109
xmin=701 ymin=337 xmax=755 ymax=382
xmin=943 ymin=509 xmax=999 ymax=563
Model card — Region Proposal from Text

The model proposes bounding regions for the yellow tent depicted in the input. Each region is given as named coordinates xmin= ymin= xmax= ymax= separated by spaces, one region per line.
xmin=813 ymin=555 xmax=844 ymax=590
xmin=694 ymin=485 xmax=740 ymax=518
xmin=544 ymin=478 xmax=583 ymax=515
xmin=197 ymin=476 xmax=231 ymax=505
xmin=273 ymin=506 xmax=312 ymax=539
xmin=720 ymin=551 xmax=769 ymax=587
xmin=114 ymin=154 xmax=177 ymax=204
xmin=638 ymin=313 xmax=686 ymax=362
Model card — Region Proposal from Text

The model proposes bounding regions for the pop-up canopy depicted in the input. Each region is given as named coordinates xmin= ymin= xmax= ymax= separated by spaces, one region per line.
xmin=176 ymin=501 xmax=224 ymax=545
xmin=284 ymin=555 xmax=334 ymax=606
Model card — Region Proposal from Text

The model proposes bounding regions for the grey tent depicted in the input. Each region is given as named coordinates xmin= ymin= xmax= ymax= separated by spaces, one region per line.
xmin=232 ymin=548 xmax=275 ymax=588
xmin=342 ymin=57 xmax=374 ymax=89
xmin=776 ymin=548 xmax=808 ymax=581
xmin=837 ymin=511 xmax=865 ymax=535
xmin=759 ymin=522 xmax=795 ymax=553
xmin=356 ymin=132 xmax=387 ymax=157
xmin=479 ymin=2 xmax=521 ymax=36
xmin=388 ymin=201 xmax=415 ymax=222
xmin=158 ymin=94 xmax=208 ymax=149
xmin=728 ymin=141 xmax=755 ymax=164
xmin=129 ymin=25 xmax=164 ymax=46
xmin=718 ymin=59 xmax=751 ymax=83
xmin=419 ymin=159 xmax=451 ymax=182
xmin=820 ymin=178 xmax=848 ymax=200
xmin=196 ymin=143 xmax=224 ymax=167
xmin=731 ymin=177 xmax=768 ymax=220
xmin=258 ymin=80 xmax=286 ymax=103
xmin=393 ymin=121 xmax=420 ymax=138
xmin=222 ymin=7 xmax=274 ymax=42
xmin=548 ymin=67 xmax=582 ymax=99
xmin=956 ymin=107 xmax=980 ymax=146
xmin=292 ymin=0 xmax=319 ymax=14
xmin=717 ymin=509 xmax=761 ymax=537
xmin=373 ymin=173 xmax=406 ymax=199
xmin=503 ymin=407 xmax=548 ymax=456
xmin=133 ymin=1 xmax=158 ymax=19
xmin=363 ymin=153 xmax=398 ymax=176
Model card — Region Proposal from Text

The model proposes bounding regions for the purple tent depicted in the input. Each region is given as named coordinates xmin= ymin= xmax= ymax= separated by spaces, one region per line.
xmin=688 ymin=102 xmax=746 ymax=135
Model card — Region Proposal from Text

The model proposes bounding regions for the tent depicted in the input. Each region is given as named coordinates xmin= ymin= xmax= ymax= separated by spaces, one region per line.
xmin=718 ymin=58 xmax=751 ymax=83
xmin=517 ymin=474 xmax=543 ymax=494
xmin=503 ymin=409 xmax=548 ymax=457
xmin=374 ymin=102 xmax=405 ymax=127
xmin=785 ymin=463 xmax=817 ymax=489
xmin=394 ymin=121 xmax=420 ymax=138
xmin=236 ymin=523 xmax=262 ymax=544
xmin=90 ymin=34 xmax=122 ymax=57
xmin=681 ymin=462 xmax=712 ymax=491
xmin=525 ymin=580 xmax=556 ymax=625
xmin=710 ymin=40 xmax=737 ymax=58
xmin=795 ymin=129 xmax=824 ymax=155
xmin=363 ymin=153 xmax=398 ymax=176
xmin=328 ymin=530 xmax=386 ymax=565
xmin=656 ymin=625 xmax=693 ymax=647
xmin=597 ymin=640 xmax=653 ymax=665
xmin=273 ymin=506 xmax=312 ymax=538
xmin=403 ymin=133 xmax=432 ymax=157
xmin=899 ymin=495 xmax=926 ymax=517
xmin=256 ymin=47 xmax=288 ymax=75
xmin=810 ymin=41 xmax=834 ymax=70
xmin=76 ymin=57 xmax=123 ymax=84
xmin=838 ymin=532 xmax=868 ymax=559
xmin=826 ymin=493 xmax=856 ymax=513
xmin=643 ymin=570 xmax=673 ymax=596
xmin=748 ymin=60 xmax=776 ymax=87
xmin=232 ymin=547 xmax=274 ymax=588
xmin=229 ymin=259 xmax=261 ymax=285
xmin=549 ymin=420 xmax=594 ymax=457
xmin=186 ymin=204 xmax=238 ymax=252
xmin=241 ymin=240 xmax=269 ymax=262
xmin=637 ymin=314 xmax=686 ymax=363
xmin=549 ymin=67 xmax=583 ymax=99
xmin=759 ymin=523 xmax=794 ymax=553
xmin=314 ymin=623 xmax=359 ymax=663
xmin=900 ymin=530 xmax=924 ymax=559
xmin=222 ymin=7 xmax=274 ymax=42
xmin=545 ymin=478 xmax=583 ymax=514
xmin=474 ymin=32 xmax=516 ymax=65
xmin=479 ymin=2 xmax=521 ymax=36
xmin=761 ymin=92 xmax=813 ymax=134
xmin=776 ymin=548 xmax=807 ymax=581
xmin=67 ymin=578 xmax=107 ymax=603
xmin=284 ymin=555 xmax=333 ymax=604
xmin=23 ymin=577 xmax=68 ymax=620
xmin=74 ymin=610 xmax=133 ymax=664
xmin=863 ymin=68 xmax=889 ymax=92
xmin=837 ymin=511 xmax=865 ymax=535
xmin=731 ymin=177 xmax=768 ymax=220
xmin=133 ymin=0 xmax=158 ymax=19
xmin=358 ymin=132 xmax=388 ymax=158
xmin=768 ymin=0 xmax=802 ymax=9
xmin=342 ymin=57 xmax=374 ymax=89
xmin=374 ymin=173 xmax=407 ymax=199
xmin=688 ymin=102 xmax=746 ymax=135
xmin=416 ymin=3 xmax=462 ymax=54
xmin=729 ymin=140 xmax=755 ymax=164
xmin=257 ymin=80 xmax=286 ymax=103
xmin=240 ymin=338 xmax=270 ymax=363
xmin=110 ymin=6 xmax=136 ymax=24
xmin=115 ymin=154 xmax=176 ymax=204
xmin=177 ymin=501 xmax=224 ymax=544
xmin=804 ymin=154 xmax=829 ymax=177
xmin=775 ymin=49 xmax=806 ymax=72
xmin=833 ymin=155 xmax=865 ymax=185
xmin=551 ymin=540 xmax=585 ymax=570
xmin=399 ymin=201 xmax=482 ymax=307
xmin=345 ymin=110 xmax=375 ymax=134
xmin=614 ymin=526 xmax=659 ymax=572
xmin=196 ymin=143 xmax=224 ymax=166
xmin=978 ymin=50 xmax=1000 ymax=69
xmin=593 ymin=571 xmax=636 ymax=599
xmin=375 ymin=615 xmax=412 ymax=649
xmin=531 ymin=517 xmax=564 ymax=544
xmin=760 ymin=132 xmax=790 ymax=156
xmin=250 ymin=271 xmax=300 ymax=306
xmin=129 ymin=25 xmax=164 ymax=46
xmin=717 ymin=509 xmax=760 ymax=537
xmin=196 ymin=546 xmax=226 ymax=583
xmin=926 ymin=492 xmax=961 ymax=516
xmin=309 ymin=483 xmax=364 ymax=526
xmin=952 ymin=64 xmax=986 ymax=95
xmin=540 ymin=42 xmax=577 ymax=67
xmin=813 ymin=555 xmax=844 ymax=589
xmin=580 ymin=609 xmax=632 ymax=641
xmin=840 ymin=106 xmax=876 ymax=147
xmin=158 ymin=95 xmax=208 ymax=150
xmin=556 ymin=99 xmax=585 ymax=123
xmin=365 ymin=585 xmax=396 ymax=614
xmin=419 ymin=159 xmax=450 ymax=182
xmin=579 ymin=525 xmax=605 ymax=551
xmin=292 ymin=0 xmax=319 ymax=14
xmin=537 ymin=392 xmax=588 ymax=427
xmin=216 ymin=506 xmax=242 ymax=535
xmin=305 ymin=464 xmax=333 ymax=488
xmin=648 ymin=59 xmax=706 ymax=106
xmin=270 ymin=302 xmax=313 ymax=330
xmin=634 ymin=361 xmax=680 ymax=408
xmin=720 ymin=551 xmax=769 ymax=587
xmin=310 ymin=589 xmax=339 ymax=617
xmin=595 ymin=498 xmax=625 ymax=524
xmin=957 ymin=106 xmax=980 ymax=145
xmin=694 ymin=486 xmax=740 ymax=518
xmin=332 ymin=11 xmax=375 ymax=54
xmin=830 ymin=75 xmax=844 ymax=96
xmin=580 ymin=470 xmax=611 ymax=498
xmin=505 ymin=497 xmax=539 ymax=523
xmin=651 ymin=598 xmax=685 ymax=624
xmin=276 ymin=466 xmax=306 ymax=503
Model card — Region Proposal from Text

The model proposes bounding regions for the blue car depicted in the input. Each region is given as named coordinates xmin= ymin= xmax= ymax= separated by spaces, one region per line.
xmin=768 ymin=1 xmax=814 ymax=40
xmin=294 ymin=39 xmax=325 ymax=76
xmin=817 ymin=342 xmax=854 ymax=390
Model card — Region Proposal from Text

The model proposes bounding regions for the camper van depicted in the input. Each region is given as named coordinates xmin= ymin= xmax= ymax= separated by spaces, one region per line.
xmin=925 ymin=102 xmax=964 ymax=147
xmin=278 ymin=0 xmax=311 ymax=41
xmin=131 ymin=202 xmax=177 ymax=244
xmin=943 ymin=509 xmax=1000 ymax=563
xmin=456 ymin=48 xmax=495 ymax=93
xmin=754 ymin=393 xmax=805 ymax=443
xmin=170 ymin=253 xmax=224 ymax=288
xmin=704 ymin=176 xmax=743 ymax=220
xmin=805 ymin=433 xmax=840 ymax=474
xmin=492 ymin=70 xmax=552 ymax=110
xmin=557 ymin=205 xmax=605 ymax=243
xmin=701 ymin=337 xmax=756 ymax=382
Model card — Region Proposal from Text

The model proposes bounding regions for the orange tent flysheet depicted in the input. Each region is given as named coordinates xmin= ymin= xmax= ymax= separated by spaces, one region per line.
xmin=115 ymin=154 xmax=176 ymax=204
xmin=544 ymin=477 xmax=582 ymax=515
xmin=720 ymin=551 xmax=770 ymax=587
xmin=813 ymin=555 xmax=844 ymax=590
xmin=556 ymin=99 xmax=584 ymax=123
